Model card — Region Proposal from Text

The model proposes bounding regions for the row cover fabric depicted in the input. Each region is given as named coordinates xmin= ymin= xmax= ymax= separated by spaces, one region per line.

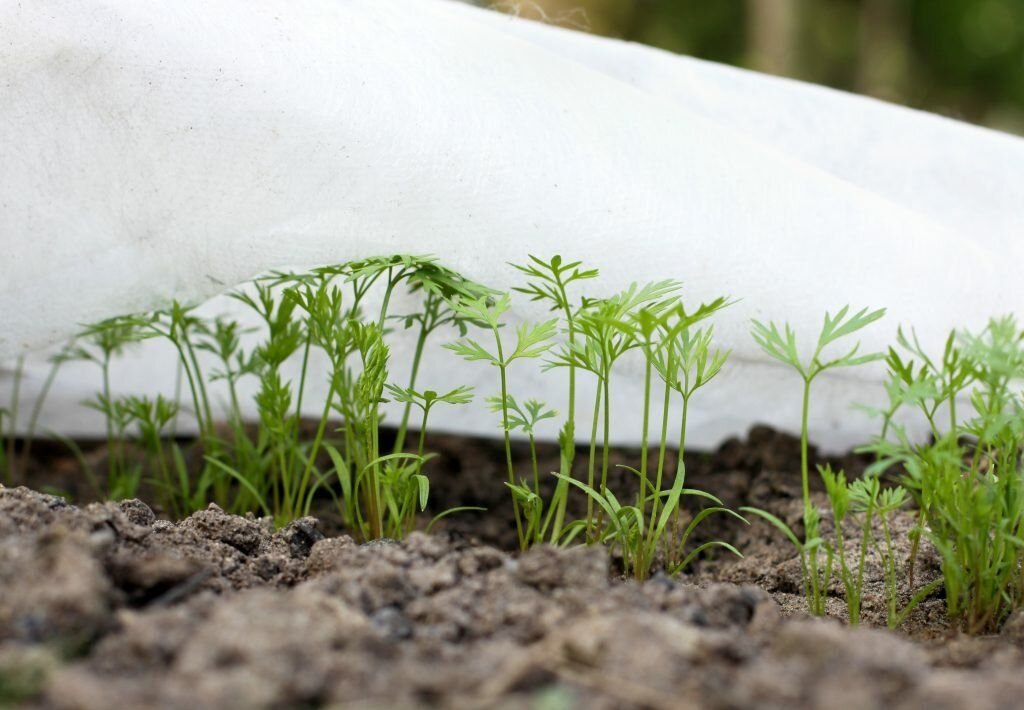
xmin=2 ymin=0 xmax=1022 ymax=450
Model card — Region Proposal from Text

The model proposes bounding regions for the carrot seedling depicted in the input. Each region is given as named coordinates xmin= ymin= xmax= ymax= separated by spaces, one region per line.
xmin=445 ymin=293 xmax=558 ymax=549
xmin=746 ymin=306 xmax=885 ymax=616
xmin=511 ymin=255 xmax=598 ymax=542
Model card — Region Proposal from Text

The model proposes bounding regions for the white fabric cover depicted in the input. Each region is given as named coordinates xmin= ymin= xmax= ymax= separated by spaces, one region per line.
xmin=2 ymin=0 xmax=1022 ymax=450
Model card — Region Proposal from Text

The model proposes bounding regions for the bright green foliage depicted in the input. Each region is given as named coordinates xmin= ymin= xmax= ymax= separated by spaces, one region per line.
xmin=488 ymin=394 xmax=557 ymax=545
xmin=32 ymin=255 xmax=739 ymax=584
xmin=69 ymin=319 xmax=156 ymax=497
xmin=511 ymin=255 xmax=598 ymax=542
xmin=58 ymin=256 xmax=485 ymax=537
xmin=26 ymin=258 xmax=1024 ymax=636
xmin=818 ymin=465 xmax=940 ymax=628
xmin=445 ymin=292 xmax=559 ymax=549
xmin=547 ymin=280 xmax=680 ymax=542
xmin=749 ymin=306 xmax=886 ymax=615
xmin=866 ymin=316 xmax=1024 ymax=633
xmin=549 ymin=287 xmax=743 ymax=579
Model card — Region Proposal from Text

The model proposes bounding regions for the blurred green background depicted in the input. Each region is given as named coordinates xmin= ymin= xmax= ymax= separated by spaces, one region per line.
xmin=475 ymin=0 xmax=1024 ymax=136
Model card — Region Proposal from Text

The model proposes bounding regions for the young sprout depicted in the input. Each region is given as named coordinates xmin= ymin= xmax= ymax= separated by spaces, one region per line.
xmin=548 ymin=280 xmax=681 ymax=541
xmin=55 ymin=256 xmax=746 ymax=577
xmin=859 ymin=326 xmax=976 ymax=588
xmin=487 ymin=395 xmax=556 ymax=545
xmin=351 ymin=322 xmax=391 ymax=538
xmin=549 ymin=294 xmax=743 ymax=580
xmin=72 ymin=316 xmax=154 ymax=488
xmin=747 ymin=306 xmax=885 ymax=616
xmin=511 ymin=255 xmax=598 ymax=540
xmin=120 ymin=395 xmax=187 ymax=516
xmin=869 ymin=317 xmax=1024 ymax=633
xmin=651 ymin=300 xmax=732 ymax=524
xmin=390 ymin=262 xmax=494 ymax=455
xmin=445 ymin=292 xmax=558 ymax=549
xmin=386 ymin=384 xmax=475 ymax=475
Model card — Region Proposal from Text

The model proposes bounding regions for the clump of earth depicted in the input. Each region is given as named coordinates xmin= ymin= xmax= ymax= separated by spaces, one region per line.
xmin=3 ymin=427 xmax=1024 ymax=709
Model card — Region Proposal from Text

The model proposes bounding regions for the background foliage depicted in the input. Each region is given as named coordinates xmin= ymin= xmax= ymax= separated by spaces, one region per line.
xmin=478 ymin=0 xmax=1024 ymax=136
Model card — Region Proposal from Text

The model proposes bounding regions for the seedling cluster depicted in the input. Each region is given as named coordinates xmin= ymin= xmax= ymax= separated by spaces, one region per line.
xmin=749 ymin=308 xmax=1024 ymax=634
xmin=4 ymin=254 xmax=1024 ymax=635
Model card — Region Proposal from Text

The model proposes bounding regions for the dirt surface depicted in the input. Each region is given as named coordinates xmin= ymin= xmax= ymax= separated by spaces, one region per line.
xmin=3 ymin=427 xmax=1024 ymax=709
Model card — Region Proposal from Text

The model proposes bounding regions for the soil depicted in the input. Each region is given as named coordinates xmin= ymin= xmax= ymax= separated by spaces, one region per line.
xmin=3 ymin=426 xmax=1024 ymax=709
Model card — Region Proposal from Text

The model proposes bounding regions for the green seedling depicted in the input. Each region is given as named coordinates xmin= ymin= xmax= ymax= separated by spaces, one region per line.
xmin=511 ymin=255 xmax=598 ymax=541
xmin=445 ymin=292 xmax=558 ymax=549
xmin=383 ymin=384 xmax=476 ymax=537
xmin=866 ymin=317 xmax=1024 ymax=633
xmin=57 ymin=255 xmax=489 ymax=536
xmin=747 ymin=306 xmax=885 ymax=615
xmin=20 ymin=346 xmax=75 ymax=472
xmin=851 ymin=475 xmax=940 ymax=629
xmin=0 ymin=346 xmax=72 ymax=484
xmin=651 ymin=301 xmax=731 ymax=525
xmin=389 ymin=261 xmax=494 ymax=455
xmin=488 ymin=394 xmax=557 ymax=545
xmin=547 ymin=280 xmax=680 ymax=541
xmin=119 ymin=394 xmax=191 ymax=517
xmin=860 ymin=327 xmax=975 ymax=586
xmin=820 ymin=465 xmax=940 ymax=628
xmin=819 ymin=465 xmax=864 ymax=624
xmin=551 ymin=295 xmax=743 ymax=579
xmin=71 ymin=317 xmax=154 ymax=491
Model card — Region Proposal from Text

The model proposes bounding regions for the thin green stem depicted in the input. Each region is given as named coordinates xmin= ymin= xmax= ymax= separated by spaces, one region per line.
xmin=882 ymin=513 xmax=898 ymax=627
xmin=800 ymin=377 xmax=811 ymax=506
xmin=855 ymin=504 xmax=874 ymax=624
xmin=296 ymin=385 xmax=335 ymax=514
xmin=678 ymin=394 xmax=690 ymax=465
xmin=600 ymin=375 xmax=611 ymax=493
xmin=394 ymin=322 xmax=429 ymax=454
xmin=648 ymin=377 xmax=672 ymax=540
xmin=639 ymin=355 xmax=652 ymax=513
xmin=529 ymin=433 xmax=540 ymax=498
xmin=368 ymin=406 xmax=383 ymax=538
xmin=799 ymin=376 xmax=825 ymax=616
xmin=170 ymin=360 xmax=184 ymax=437
xmin=488 ymin=322 xmax=525 ymax=547
xmin=416 ymin=405 xmax=430 ymax=475
xmin=550 ymin=292 xmax=578 ymax=542
xmin=25 ymin=353 xmax=62 ymax=464
xmin=498 ymin=361 xmax=525 ymax=548
xmin=948 ymin=392 xmax=957 ymax=433
xmin=169 ymin=340 xmax=206 ymax=441
xmin=586 ymin=384 xmax=601 ymax=542
xmin=102 ymin=356 xmax=117 ymax=482
xmin=277 ymin=440 xmax=291 ymax=522
xmin=184 ymin=336 xmax=214 ymax=442
xmin=377 ymin=270 xmax=398 ymax=331
xmin=289 ymin=334 xmax=313 ymax=475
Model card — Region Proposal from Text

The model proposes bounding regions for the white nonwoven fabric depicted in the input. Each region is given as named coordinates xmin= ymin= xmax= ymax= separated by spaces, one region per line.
xmin=2 ymin=0 xmax=1022 ymax=451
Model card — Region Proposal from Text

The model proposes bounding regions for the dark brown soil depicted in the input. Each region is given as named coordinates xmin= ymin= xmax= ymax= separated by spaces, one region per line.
xmin=3 ymin=427 xmax=1024 ymax=709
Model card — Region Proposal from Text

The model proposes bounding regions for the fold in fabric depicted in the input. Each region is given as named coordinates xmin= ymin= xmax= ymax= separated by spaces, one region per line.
xmin=2 ymin=0 xmax=1022 ymax=450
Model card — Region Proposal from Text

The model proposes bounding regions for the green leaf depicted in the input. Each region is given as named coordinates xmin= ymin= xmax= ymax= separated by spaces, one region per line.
xmin=444 ymin=338 xmax=496 ymax=365
xmin=740 ymin=506 xmax=803 ymax=549
xmin=672 ymin=540 xmax=743 ymax=573
xmin=509 ymin=319 xmax=558 ymax=362
xmin=425 ymin=506 xmax=487 ymax=534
